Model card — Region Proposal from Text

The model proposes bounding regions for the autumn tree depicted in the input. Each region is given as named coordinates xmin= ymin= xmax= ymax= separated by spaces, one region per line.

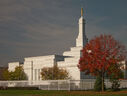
xmin=41 ymin=64 xmax=70 ymax=80
xmin=78 ymin=34 xmax=126 ymax=91
xmin=0 ymin=67 xmax=8 ymax=80
xmin=1 ymin=68 xmax=9 ymax=80
xmin=10 ymin=66 xmax=27 ymax=80
xmin=2 ymin=66 xmax=27 ymax=80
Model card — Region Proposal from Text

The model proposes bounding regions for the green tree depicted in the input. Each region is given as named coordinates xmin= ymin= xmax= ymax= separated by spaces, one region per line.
xmin=41 ymin=64 xmax=70 ymax=80
xmin=2 ymin=69 xmax=10 ymax=80
xmin=109 ymin=64 xmax=124 ymax=91
xmin=2 ymin=66 xmax=27 ymax=80
xmin=0 ymin=67 xmax=8 ymax=80
xmin=12 ymin=66 xmax=27 ymax=80
xmin=94 ymin=76 xmax=106 ymax=91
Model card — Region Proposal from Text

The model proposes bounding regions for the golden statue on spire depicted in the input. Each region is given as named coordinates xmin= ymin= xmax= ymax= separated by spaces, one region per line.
xmin=81 ymin=8 xmax=83 ymax=16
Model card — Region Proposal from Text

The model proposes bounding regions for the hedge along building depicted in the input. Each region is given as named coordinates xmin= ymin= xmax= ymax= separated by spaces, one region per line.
xmin=8 ymin=8 xmax=127 ymax=81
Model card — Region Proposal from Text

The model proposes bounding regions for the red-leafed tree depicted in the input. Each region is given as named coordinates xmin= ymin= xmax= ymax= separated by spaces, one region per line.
xmin=78 ymin=34 xmax=126 ymax=91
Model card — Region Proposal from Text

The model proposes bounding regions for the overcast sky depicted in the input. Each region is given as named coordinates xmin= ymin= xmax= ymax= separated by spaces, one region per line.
xmin=0 ymin=0 xmax=127 ymax=67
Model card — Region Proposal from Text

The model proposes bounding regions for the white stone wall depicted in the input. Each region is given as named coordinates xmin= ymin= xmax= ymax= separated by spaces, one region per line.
xmin=57 ymin=46 xmax=81 ymax=80
xmin=23 ymin=55 xmax=65 ymax=81
xmin=8 ymin=62 xmax=20 ymax=72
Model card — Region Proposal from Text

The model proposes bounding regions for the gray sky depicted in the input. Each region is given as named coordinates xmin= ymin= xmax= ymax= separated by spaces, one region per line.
xmin=0 ymin=0 xmax=127 ymax=66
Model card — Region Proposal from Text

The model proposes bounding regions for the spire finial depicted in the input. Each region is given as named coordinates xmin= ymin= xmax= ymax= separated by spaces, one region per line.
xmin=81 ymin=8 xmax=83 ymax=16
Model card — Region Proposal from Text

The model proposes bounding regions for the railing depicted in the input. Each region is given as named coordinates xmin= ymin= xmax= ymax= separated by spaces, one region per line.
xmin=0 ymin=79 xmax=127 ymax=90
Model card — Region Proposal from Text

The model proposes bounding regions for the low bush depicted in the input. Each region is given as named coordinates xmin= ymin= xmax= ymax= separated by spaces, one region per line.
xmin=94 ymin=76 xmax=106 ymax=91
xmin=0 ymin=87 xmax=39 ymax=90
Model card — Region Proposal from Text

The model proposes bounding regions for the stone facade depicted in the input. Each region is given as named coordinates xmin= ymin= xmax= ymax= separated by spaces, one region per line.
xmin=8 ymin=62 xmax=20 ymax=72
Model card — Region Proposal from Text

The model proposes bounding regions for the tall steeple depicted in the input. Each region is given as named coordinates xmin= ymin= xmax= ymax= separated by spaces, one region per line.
xmin=81 ymin=8 xmax=83 ymax=17
xmin=76 ymin=8 xmax=87 ymax=47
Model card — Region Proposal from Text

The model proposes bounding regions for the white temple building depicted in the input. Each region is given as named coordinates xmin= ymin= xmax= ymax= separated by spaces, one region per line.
xmin=8 ymin=8 xmax=87 ymax=80
xmin=8 ymin=8 xmax=127 ymax=80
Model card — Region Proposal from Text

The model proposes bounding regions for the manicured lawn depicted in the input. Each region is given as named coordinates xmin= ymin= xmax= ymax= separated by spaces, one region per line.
xmin=0 ymin=90 xmax=127 ymax=96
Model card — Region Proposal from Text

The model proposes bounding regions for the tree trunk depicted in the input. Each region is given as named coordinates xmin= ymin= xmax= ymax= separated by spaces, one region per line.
xmin=102 ymin=74 xmax=104 ymax=91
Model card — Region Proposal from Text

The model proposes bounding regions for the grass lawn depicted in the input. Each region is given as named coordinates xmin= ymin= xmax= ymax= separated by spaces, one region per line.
xmin=1 ymin=90 xmax=127 ymax=96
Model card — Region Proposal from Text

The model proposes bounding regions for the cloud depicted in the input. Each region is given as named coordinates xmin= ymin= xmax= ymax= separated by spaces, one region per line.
xmin=86 ymin=16 xmax=127 ymax=48
xmin=0 ymin=0 xmax=127 ymax=66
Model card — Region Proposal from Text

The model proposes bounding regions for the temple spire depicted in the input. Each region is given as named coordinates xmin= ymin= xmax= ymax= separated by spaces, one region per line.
xmin=76 ymin=7 xmax=87 ymax=47
xmin=81 ymin=8 xmax=83 ymax=16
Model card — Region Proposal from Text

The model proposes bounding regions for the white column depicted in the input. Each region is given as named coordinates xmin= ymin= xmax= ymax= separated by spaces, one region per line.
xmin=35 ymin=69 xmax=37 ymax=81
xmin=36 ymin=69 xmax=39 ymax=81
xmin=33 ymin=69 xmax=35 ymax=81
xmin=39 ymin=69 xmax=42 ymax=80
xmin=38 ymin=69 xmax=40 ymax=80
xmin=31 ymin=61 xmax=33 ymax=81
